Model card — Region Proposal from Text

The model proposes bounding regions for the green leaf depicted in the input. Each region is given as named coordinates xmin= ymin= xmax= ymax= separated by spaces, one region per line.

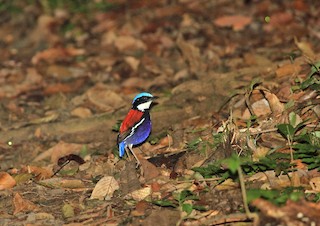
xmin=62 ymin=203 xmax=75 ymax=218
xmin=247 ymin=188 xmax=304 ymax=206
xmin=192 ymin=164 xmax=223 ymax=178
xmin=178 ymin=190 xmax=198 ymax=203
xmin=223 ymin=154 xmax=240 ymax=174
xmin=293 ymin=143 xmax=317 ymax=152
xmin=289 ymin=112 xmax=301 ymax=128
xmin=309 ymin=83 xmax=320 ymax=91
xmin=307 ymin=62 xmax=320 ymax=77
xmin=14 ymin=173 xmax=33 ymax=184
xmin=153 ymin=200 xmax=177 ymax=208
xmin=312 ymin=131 xmax=320 ymax=138
xmin=247 ymin=189 xmax=279 ymax=203
xmin=192 ymin=205 xmax=207 ymax=211
xmin=187 ymin=137 xmax=202 ymax=150
xmin=297 ymin=62 xmax=320 ymax=90
xmin=289 ymin=191 xmax=303 ymax=202
xmin=182 ymin=203 xmax=193 ymax=215
xmin=179 ymin=190 xmax=191 ymax=202
xmin=277 ymin=124 xmax=295 ymax=138
xmin=300 ymin=76 xmax=317 ymax=90
xmin=80 ymin=145 xmax=88 ymax=158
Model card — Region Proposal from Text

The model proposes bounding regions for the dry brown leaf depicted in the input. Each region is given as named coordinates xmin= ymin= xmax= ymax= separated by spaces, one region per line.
xmin=29 ymin=111 xmax=59 ymax=125
xmin=124 ymin=56 xmax=140 ymax=72
xmin=176 ymin=35 xmax=207 ymax=78
xmin=150 ymin=181 xmax=161 ymax=192
xmin=90 ymin=176 xmax=119 ymax=200
xmin=215 ymin=179 xmax=237 ymax=191
xmin=142 ymin=56 xmax=162 ymax=74
xmin=275 ymin=63 xmax=301 ymax=77
xmin=244 ymin=53 xmax=272 ymax=66
xmin=46 ymin=65 xmax=73 ymax=80
xmin=144 ymin=135 xmax=173 ymax=155
xmin=173 ymin=69 xmax=189 ymax=81
xmin=160 ymin=181 xmax=194 ymax=193
xmin=140 ymin=157 xmax=160 ymax=181
xmin=172 ymin=79 xmax=212 ymax=96
xmin=248 ymin=172 xmax=268 ymax=182
xmin=0 ymin=68 xmax=43 ymax=99
xmin=309 ymin=177 xmax=320 ymax=192
xmin=0 ymin=172 xmax=16 ymax=190
xmin=71 ymin=107 xmax=92 ymax=118
xmin=29 ymin=15 xmax=62 ymax=46
xmin=146 ymin=74 xmax=170 ymax=89
xmin=86 ymin=83 xmax=125 ymax=112
xmin=13 ymin=193 xmax=38 ymax=215
xmin=92 ymin=15 xmax=116 ymax=33
xmin=129 ymin=186 xmax=152 ymax=201
xmin=252 ymin=146 xmax=269 ymax=161
xmin=160 ymin=35 xmax=175 ymax=49
xmin=214 ymin=15 xmax=252 ymax=31
xmin=39 ymin=178 xmax=86 ymax=189
xmin=27 ymin=212 xmax=55 ymax=221
xmin=33 ymin=141 xmax=83 ymax=163
xmin=269 ymin=12 xmax=293 ymax=27
xmin=291 ymin=171 xmax=301 ymax=187
xmin=59 ymin=179 xmax=86 ymax=189
xmin=293 ymin=0 xmax=308 ymax=11
xmin=5 ymin=101 xmax=23 ymax=115
xmin=114 ymin=35 xmax=146 ymax=51
xmin=263 ymin=92 xmax=285 ymax=115
xmin=294 ymin=37 xmax=316 ymax=61
xmin=131 ymin=200 xmax=150 ymax=217
xmin=21 ymin=165 xmax=53 ymax=180
xmin=247 ymin=136 xmax=257 ymax=152
xmin=101 ymin=30 xmax=117 ymax=46
xmin=264 ymin=171 xmax=291 ymax=189
xmin=251 ymin=99 xmax=272 ymax=117
xmin=180 ymin=13 xmax=195 ymax=27
xmin=31 ymin=47 xmax=85 ymax=65
xmin=122 ymin=77 xmax=149 ymax=89
xmin=239 ymin=108 xmax=251 ymax=120
xmin=154 ymin=4 xmax=183 ymax=18
xmin=34 ymin=127 xmax=42 ymax=138
xmin=43 ymin=79 xmax=85 ymax=95
xmin=252 ymin=199 xmax=320 ymax=224
xmin=261 ymin=131 xmax=287 ymax=148
xmin=292 ymin=159 xmax=307 ymax=170
xmin=158 ymin=135 xmax=173 ymax=147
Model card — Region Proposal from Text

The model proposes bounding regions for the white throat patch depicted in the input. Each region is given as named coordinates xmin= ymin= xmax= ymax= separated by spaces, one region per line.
xmin=137 ymin=101 xmax=152 ymax=111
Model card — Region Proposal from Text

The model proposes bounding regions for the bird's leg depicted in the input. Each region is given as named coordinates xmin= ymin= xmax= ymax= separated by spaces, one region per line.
xmin=128 ymin=145 xmax=141 ymax=167
xmin=125 ymin=146 xmax=132 ymax=161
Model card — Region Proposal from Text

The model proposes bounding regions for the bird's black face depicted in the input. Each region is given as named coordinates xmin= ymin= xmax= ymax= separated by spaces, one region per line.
xmin=132 ymin=96 xmax=157 ymax=111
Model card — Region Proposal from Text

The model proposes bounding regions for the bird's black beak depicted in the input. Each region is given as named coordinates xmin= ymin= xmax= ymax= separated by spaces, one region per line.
xmin=151 ymin=96 xmax=159 ymax=108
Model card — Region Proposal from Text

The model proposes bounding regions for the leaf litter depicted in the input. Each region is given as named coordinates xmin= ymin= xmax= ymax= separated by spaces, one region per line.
xmin=0 ymin=0 xmax=319 ymax=225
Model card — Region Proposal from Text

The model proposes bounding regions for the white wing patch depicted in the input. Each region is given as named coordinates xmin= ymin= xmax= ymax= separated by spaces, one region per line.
xmin=125 ymin=118 xmax=145 ymax=141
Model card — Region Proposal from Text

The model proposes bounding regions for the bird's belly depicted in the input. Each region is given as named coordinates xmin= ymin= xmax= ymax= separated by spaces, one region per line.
xmin=126 ymin=119 xmax=151 ymax=146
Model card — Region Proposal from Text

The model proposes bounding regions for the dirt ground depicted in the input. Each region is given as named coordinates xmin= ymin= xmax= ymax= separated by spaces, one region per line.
xmin=0 ymin=0 xmax=319 ymax=225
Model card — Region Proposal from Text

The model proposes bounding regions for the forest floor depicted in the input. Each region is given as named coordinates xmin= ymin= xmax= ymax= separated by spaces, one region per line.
xmin=0 ymin=0 xmax=319 ymax=225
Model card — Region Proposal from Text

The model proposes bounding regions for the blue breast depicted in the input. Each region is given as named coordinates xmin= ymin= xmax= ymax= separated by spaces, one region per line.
xmin=125 ymin=115 xmax=152 ymax=146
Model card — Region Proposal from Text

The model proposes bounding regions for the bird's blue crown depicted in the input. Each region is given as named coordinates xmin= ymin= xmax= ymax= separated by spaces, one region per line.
xmin=132 ymin=92 xmax=153 ymax=104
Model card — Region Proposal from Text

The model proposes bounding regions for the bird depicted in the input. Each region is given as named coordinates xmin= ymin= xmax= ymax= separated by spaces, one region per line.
xmin=117 ymin=92 xmax=157 ymax=166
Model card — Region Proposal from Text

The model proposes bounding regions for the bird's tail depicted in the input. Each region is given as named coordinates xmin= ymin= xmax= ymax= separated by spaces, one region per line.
xmin=119 ymin=141 xmax=126 ymax=157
